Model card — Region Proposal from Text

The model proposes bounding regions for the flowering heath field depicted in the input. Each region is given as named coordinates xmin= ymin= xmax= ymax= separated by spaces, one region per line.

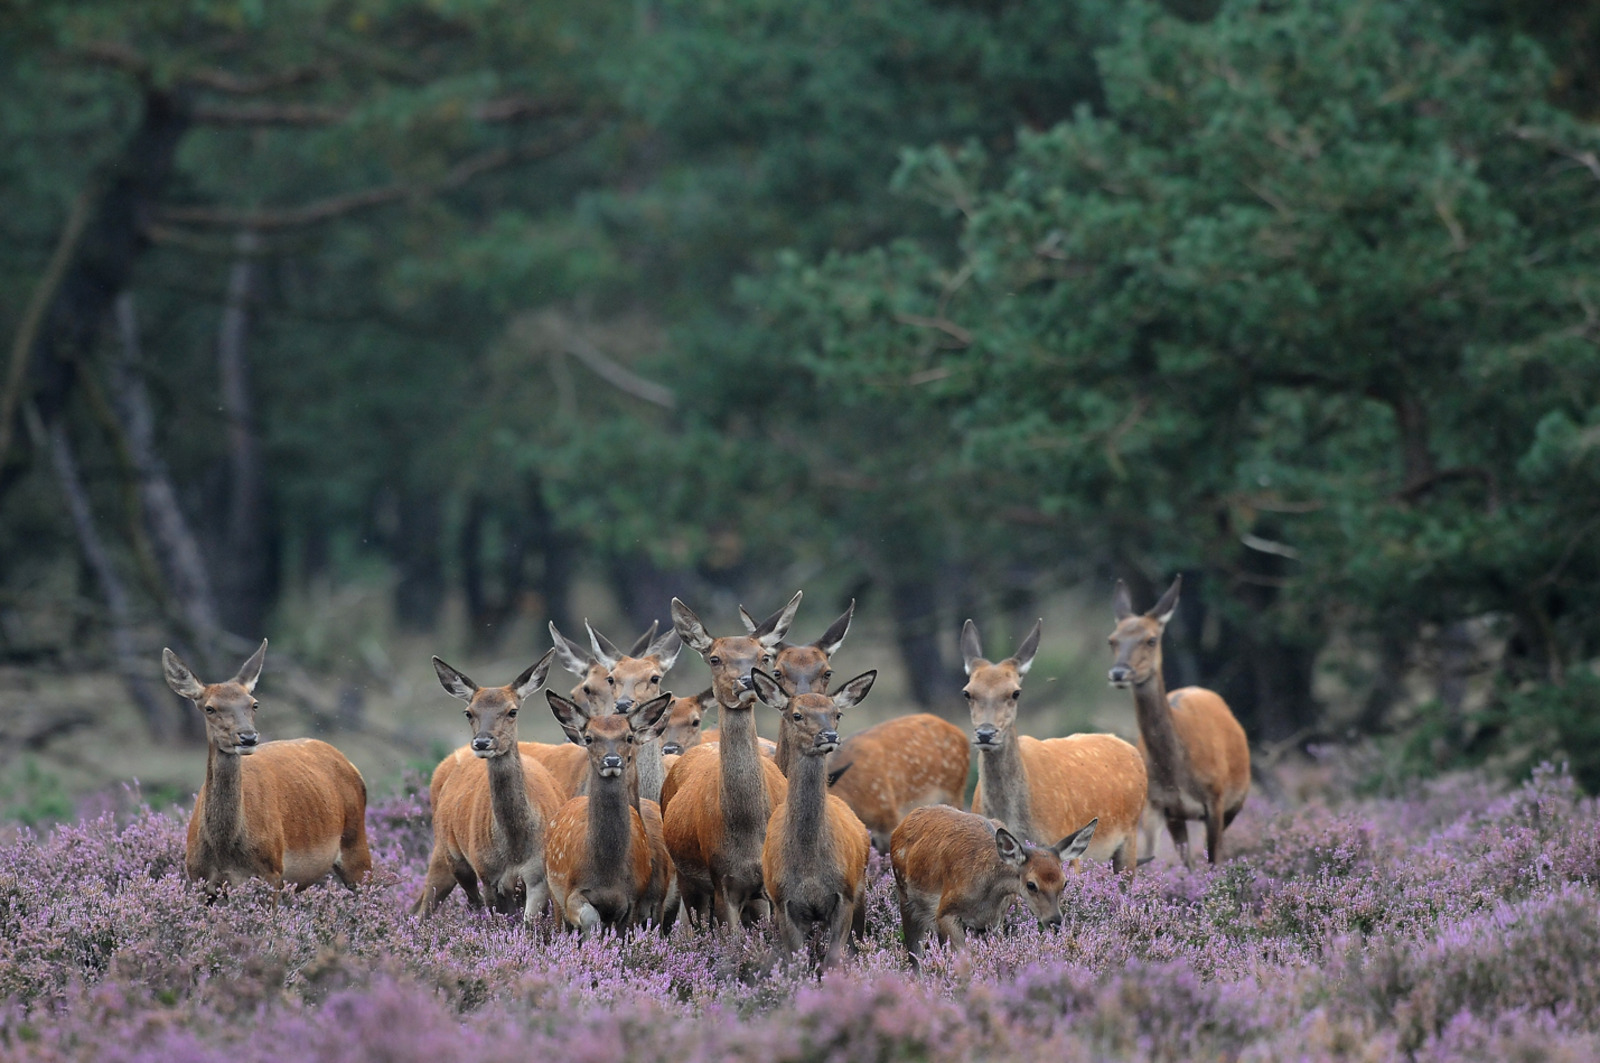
xmin=1 ymin=761 xmax=1596 ymax=1062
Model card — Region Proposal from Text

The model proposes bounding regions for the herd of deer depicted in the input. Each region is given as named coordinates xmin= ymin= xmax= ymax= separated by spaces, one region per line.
xmin=159 ymin=576 xmax=1249 ymax=970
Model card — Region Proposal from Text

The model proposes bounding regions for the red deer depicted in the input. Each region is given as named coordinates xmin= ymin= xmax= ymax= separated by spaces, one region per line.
xmin=584 ymin=620 xmax=681 ymax=804
xmin=660 ymin=688 xmax=714 ymax=779
xmin=753 ymin=668 xmax=875 ymax=970
xmin=889 ymin=805 xmax=1096 ymax=961
xmin=543 ymin=691 xmax=677 ymax=934
xmin=660 ymin=593 xmax=796 ymax=929
xmin=163 ymin=641 xmax=370 ymax=892
xmin=963 ymin=619 xmax=1147 ymax=872
xmin=827 ymin=715 xmax=970 ymax=852
xmin=1109 ymin=576 xmax=1250 ymax=865
xmin=415 ymin=651 xmax=564 ymax=922
xmin=737 ymin=598 xmax=855 ymax=775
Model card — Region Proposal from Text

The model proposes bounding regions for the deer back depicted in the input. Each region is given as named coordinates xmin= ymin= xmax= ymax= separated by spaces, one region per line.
xmin=972 ymin=733 xmax=1145 ymax=863
xmin=661 ymin=744 xmax=787 ymax=894
xmin=1161 ymin=687 xmax=1251 ymax=813
xmin=828 ymin=713 xmax=970 ymax=844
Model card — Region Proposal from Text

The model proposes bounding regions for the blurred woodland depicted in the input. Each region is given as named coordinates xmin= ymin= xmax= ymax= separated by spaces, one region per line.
xmin=4 ymin=0 xmax=1600 ymax=799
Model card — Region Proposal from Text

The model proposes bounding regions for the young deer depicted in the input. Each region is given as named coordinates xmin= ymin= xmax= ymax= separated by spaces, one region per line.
xmin=964 ymin=619 xmax=1147 ymax=872
xmin=164 ymin=641 xmax=370 ymax=892
xmin=1109 ymin=576 xmax=1250 ymax=866
xmin=753 ymin=668 xmax=876 ymax=971
xmin=584 ymin=620 xmax=682 ymax=803
xmin=543 ymin=691 xmax=677 ymax=935
xmin=890 ymin=805 xmax=1096 ymax=961
xmin=660 ymin=594 xmax=795 ymax=929
xmin=416 ymin=651 xmax=564 ymax=923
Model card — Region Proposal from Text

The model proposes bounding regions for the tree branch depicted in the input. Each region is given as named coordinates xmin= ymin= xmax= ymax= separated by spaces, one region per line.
xmin=563 ymin=335 xmax=676 ymax=409
xmin=153 ymin=121 xmax=596 ymax=230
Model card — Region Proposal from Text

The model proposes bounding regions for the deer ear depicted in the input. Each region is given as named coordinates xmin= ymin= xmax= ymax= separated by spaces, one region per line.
xmin=545 ymin=690 xmax=588 ymax=745
xmin=995 ymin=827 xmax=1027 ymax=868
xmin=233 ymin=639 xmax=268 ymax=692
xmin=1149 ymin=575 xmax=1182 ymax=627
xmin=738 ymin=604 xmax=760 ymax=634
xmin=750 ymin=669 xmax=787 ymax=709
xmin=432 ymin=657 xmax=478 ymax=702
xmin=511 ymin=647 xmax=556 ymax=701
xmin=162 ymin=648 xmax=205 ymax=700
xmin=1054 ymin=817 xmax=1098 ymax=862
xmin=813 ymin=599 xmax=854 ymax=656
xmin=627 ymin=619 xmax=659 ymax=658
xmin=1010 ymin=619 xmax=1042 ymax=676
xmin=831 ymin=670 xmax=876 ymax=710
xmin=671 ymin=598 xmax=715 ymax=655
xmin=630 ymin=693 xmax=674 ymax=739
xmin=586 ymin=620 xmax=623 ymax=668
xmin=549 ymin=621 xmax=596 ymax=677
xmin=646 ymin=629 xmax=682 ymax=672
xmin=961 ymin=619 xmax=984 ymax=676
xmin=755 ymin=591 xmax=802 ymax=648
xmin=1113 ymin=580 xmax=1134 ymax=621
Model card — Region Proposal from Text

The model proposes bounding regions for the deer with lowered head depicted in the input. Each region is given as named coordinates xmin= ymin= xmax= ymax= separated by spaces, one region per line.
xmin=1109 ymin=575 xmax=1249 ymax=866
xmin=164 ymin=640 xmax=371 ymax=893
xmin=660 ymin=593 xmax=796 ymax=929
xmin=890 ymin=805 xmax=1096 ymax=962
xmin=753 ymin=667 xmax=875 ymax=970
xmin=415 ymin=650 xmax=564 ymax=923
xmin=542 ymin=690 xmax=677 ymax=935
xmin=964 ymin=618 xmax=1147 ymax=872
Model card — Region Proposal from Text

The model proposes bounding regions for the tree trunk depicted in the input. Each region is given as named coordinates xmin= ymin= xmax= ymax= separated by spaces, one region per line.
xmin=215 ymin=231 xmax=272 ymax=637
xmin=392 ymin=490 xmax=444 ymax=631
xmin=888 ymin=575 xmax=957 ymax=711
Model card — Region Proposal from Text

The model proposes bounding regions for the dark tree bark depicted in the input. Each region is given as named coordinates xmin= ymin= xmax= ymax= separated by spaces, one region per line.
xmin=608 ymin=553 xmax=691 ymax=637
xmin=528 ymin=476 xmax=576 ymax=635
xmin=214 ymin=231 xmax=273 ymax=636
xmin=888 ymin=575 xmax=959 ymax=711
xmin=392 ymin=490 xmax=445 ymax=631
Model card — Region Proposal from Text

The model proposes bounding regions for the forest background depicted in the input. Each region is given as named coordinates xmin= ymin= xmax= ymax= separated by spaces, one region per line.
xmin=3 ymin=0 xmax=1600 ymax=817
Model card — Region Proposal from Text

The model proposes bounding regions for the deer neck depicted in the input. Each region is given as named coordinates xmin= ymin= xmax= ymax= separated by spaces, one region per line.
xmin=977 ymin=729 xmax=1035 ymax=842
xmin=717 ymin=703 xmax=771 ymax=834
xmin=586 ymin=767 xmax=635 ymax=885
xmin=199 ymin=744 xmax=247 ymax=850
xmin=774 ymin=718 xmax=796 ymax=777
xmin=485 ymin=741 xmax=539 ymax=854
xmin=636 ymin=736 xmax=665 ymax=806
xmin=781 ymin=749 xmax=829 ymax=866
xmin=1132 ymin=666 xmax=1199 ymax=802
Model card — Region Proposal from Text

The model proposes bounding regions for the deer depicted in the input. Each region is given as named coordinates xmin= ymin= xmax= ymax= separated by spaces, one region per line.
xmin=889 ymin=805 xmax=1097 ymax=962
xmin=415 ymin=650 xmax=565 ymax=923
xmin=753 ymin=668 xmax=876 ymax=971
xmin=584 ymin=620 xmax=682 ymax=803
xmin=733 ymin=597 xmax=856 ymax=775
xmin=542 ymin=690 xmax=677 ymax=935
xmin=659 ymin=688 xmax=714 ymax=778
xmin=163 ymin=640 xmax=371 ymax=893
xmin=826 ymin=714 xmax=971 ymax=852
xmin=1109 ymin=575 xmax=1250 ymax=866
xmin=660 ymin=593 xmax=796 ymax=929
xmin=963 ymin=618 xmax=1147 ymax=872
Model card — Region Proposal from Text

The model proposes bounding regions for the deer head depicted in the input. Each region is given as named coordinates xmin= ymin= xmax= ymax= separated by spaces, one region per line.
xmin=660 ymin=688 xmax=715 ymax=756
xmin=586 ymin=620 xmax=682 ymax=714
xmin=433 ymin=649 xmax=555 ymax=757
xmin=1107 ymin=575 xmax=1181 ymax=688
xmin=998 ymin=817 xmax=1097 ymax=926
xmin=163 ymin=640 xmax=268 ymax=755
xmin=549 ymin=621 xmax=616 ymax=716
xmin=960 ymin=618 xmax=1042 ymax=751
xmin=671 ymin=592 xmax=798 ymax=709
xmin=738 ymin=598 xmax=854 ymax=696
xmin=751 ymin=669 xmax=876 ymax=757
xmin=547 ymin=690 xmax=673 ymax=778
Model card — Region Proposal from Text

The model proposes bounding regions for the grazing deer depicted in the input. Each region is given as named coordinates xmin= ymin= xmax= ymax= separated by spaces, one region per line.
xmin=584 ymin=620 xmax=681 ymax=803
xmin=660 ymin=594 xmax=795 ymax=929
xmin=964 ymin=619 xmax=1147 ymax=872
xmin=1109 ymin=576 xmax=1250 ymax=865
xmin=890 ymin=805 xmax=1096 ymax=961
xmin=415 ymin=651 xmax=564 ymax=922
xmin=737 ymin=598 xmax=855 ymax=775
xmin=164 ymin=641 xmax=370 ymax=893
xmin=754 ymin=669 xmax=875 ymax=970
xmin=543 ymin=691 xmax=677 ymax=934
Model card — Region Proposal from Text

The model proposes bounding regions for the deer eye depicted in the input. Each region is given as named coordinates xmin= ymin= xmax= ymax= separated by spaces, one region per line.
xmin=1011 ymin=690 xmax=1021 ymax=700
xmin=584 ymin=735 xmax=594 ymax=745
xmin=1027 ymin=881 xmax=1039 ymax=892
xmin=1147 ymin=637 xmax=1157 ymax=646
xmin=792 ymin=712 xmax=802 ymax=722
xmin=463 ymin=710 xmax=471 ymax=719
xmin=650 ymin=675 xmax=661 ymax=685
xmin=583 ymin=685 xmax=593 ymax=696
xmin=508 ymin=709 xmax=517 ymax=718
xmin=822 ymin=670 xmax=833 ymax=681
xmin=606 ymin=676 xmax=615 ymax=685
xmin=205 ymin=706 xmax=215 ymax=715
xmin=962 ymin=691 xmax=972 ymax=700
xmin=625 ymin=735 xmax=635 ymax=744
xmin=707 ymin=656 xmax=721 ymax=667
xmin=690 ymin=716 xmax=700 ymax=726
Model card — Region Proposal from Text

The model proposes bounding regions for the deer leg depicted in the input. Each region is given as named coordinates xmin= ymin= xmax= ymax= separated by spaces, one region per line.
xmin=1205 ymin=805 xmax=1225 ymax=865
xmin=1165 ymin=814 xmax=1192 ymax=869
xmin=522 ymin=875 xmax=549 ymax=925
xmin=935 ymin=913 xmax=967 ymax=951
xmin=416 ymin=851 xmax=459 ymax=915
xmin=1111 ymin=831 xmax=1138 ymax=875
xmin=821 ymin=894 xmax=852 ymax=971
xmin=712 ymin=883 xmax=743 ymax=934
xmin=850 ymin=888 xmax=866 ymax=949
xmin=773 ymin=900 xmax=806 ymax=961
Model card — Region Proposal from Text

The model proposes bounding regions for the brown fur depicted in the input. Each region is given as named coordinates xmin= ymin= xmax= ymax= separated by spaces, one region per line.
xmin=1110 ymin=577 xmax=1250 ymax=865
xmin=889 ymin=805 xmax=1094 ymax=960
xmin=962 ymin=619 xmax=1148 ymax=872
xmin=827 ymin=713 xmax=971 ymax=849
xmin=164 ymin=642 xmax=370 ymax=893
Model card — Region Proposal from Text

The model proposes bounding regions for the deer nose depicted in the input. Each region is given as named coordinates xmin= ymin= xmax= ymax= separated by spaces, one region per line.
xmin=601 ymin=754 xmax=624 ymax=771
xmin=662 ymin=742 xmax=682 ymax=755
xmin=973 ymin=724 xmax=999 ymax=746
xmin=615 ymin=698 xmax=634 ymax=713
xmin=237 ymin=731 xmax=259 ymax=747
xmin=817 ymin=731 xmax=839 ymax=747
xmin=1108 ymin=666 xmax=1131 ymax=685
xmin=1042 ymin=912 xmax=1063 ymax=928
xmin=471 ymin=735 xmax=494 ymax=752
xmin=736 ymin=674 xmax=755 ymax=692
